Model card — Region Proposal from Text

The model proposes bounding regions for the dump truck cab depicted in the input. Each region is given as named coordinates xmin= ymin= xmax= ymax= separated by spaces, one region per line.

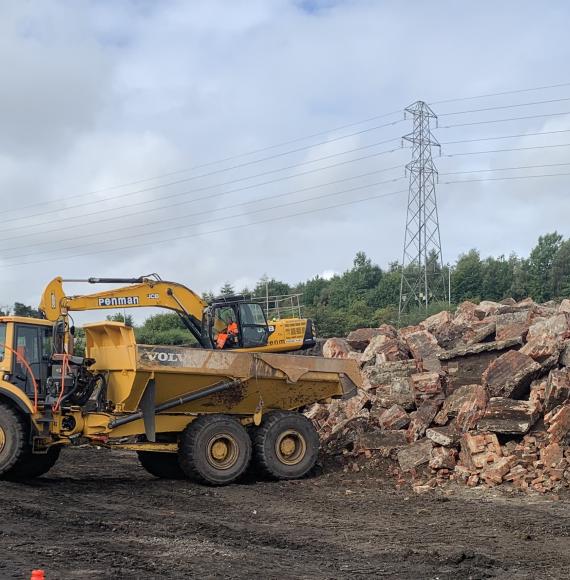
xmin=0 ymin=316 xmax=55 ymax=415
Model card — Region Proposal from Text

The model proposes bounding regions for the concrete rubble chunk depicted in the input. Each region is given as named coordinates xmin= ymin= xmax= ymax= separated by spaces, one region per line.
xmin=477 ymin=397 xmax=539 ymax=434
xmin=361 ymin=334 xmax=408 ymax=365
xmin=379 ymin=404 xmax=410 ymax=430
xmin=374 ymin=379 xmax=415 ymax=410
xmin=356 ymin=430 xmax=408 ymax=457
xmin=397 ymin=438 xmax=434 ymax=471
xmin=439 ymin=339 xmax=522 ymax=393
xmin=426 ymin=425 xmax=460 ymax=447
xmin=459 ymin=432 xmax=502 ymax=470
xmin=495 ymin=310 xmax=531 ymax=341
xmin=322 ymin=338 xmax=353 ymax=359
xmin=429 ymin=447 xmax=457 ymax=470
xmin=560 ymin=341 xmax=570 ymax=367
xmin=520 ymin=334 xmax=561 ymax=364
xmin=363 ymin=359 xmax=417 ymax=385
xmin=482 ymin=350 xmax=541 ymax=399
xmin=454 ymin=301 xmax=478 ymax=326
xmin=407 ymin=400 xmax=442 ymax=442
xmin=347 ymin=327 xmax=395 ymax=352
xmin=462 ymin=320 xmax=497 ymax=346
xmin=434 ymin=384 xmax=488 ymax=431
xmin=526 ymin=313 xmax=570 ymax=343
xmin=411 ymin=371 xmax=444 ymax=405
xmin=402 ymin=329 xmax=443 ymax=372
xmin=420 ymin=310 xmax=452 ymax=334
xmin=474 ymin=301 xmax=501 ymax=320
xmin=544 ymin=368 xmax=570 ymax=412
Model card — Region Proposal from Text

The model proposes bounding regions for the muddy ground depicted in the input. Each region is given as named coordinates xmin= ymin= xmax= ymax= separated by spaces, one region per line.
xmin=0 ymin=449 xmax=569 ymax=579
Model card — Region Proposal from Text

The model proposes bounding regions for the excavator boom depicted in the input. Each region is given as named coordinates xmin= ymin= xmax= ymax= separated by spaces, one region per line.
xmin=39 ymin=276 xmax=316 ymax=353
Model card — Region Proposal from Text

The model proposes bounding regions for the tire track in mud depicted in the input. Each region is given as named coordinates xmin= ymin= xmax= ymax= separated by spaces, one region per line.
xmin=0 ymin=449 xmax=569 ymax=579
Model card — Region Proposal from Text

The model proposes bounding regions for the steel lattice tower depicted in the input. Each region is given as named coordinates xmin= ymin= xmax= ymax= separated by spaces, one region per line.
xmin=398 ymin=101 xmax=446 ymax=319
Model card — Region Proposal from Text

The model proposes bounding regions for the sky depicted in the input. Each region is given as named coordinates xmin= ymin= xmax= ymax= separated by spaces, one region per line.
xmin=1 ymin=0 xmax=570 ymax=323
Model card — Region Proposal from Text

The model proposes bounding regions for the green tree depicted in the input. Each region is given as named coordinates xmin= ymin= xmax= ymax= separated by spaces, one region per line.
xmin=527 ymin=232 xmax=563 ymax=301
xmin=135 ymin=313 xmax=195 ymax=345
xmin=452 ymin=250 xmax=483 ymax=302
xmin=219 ymin=282 xmax=235 ymax=297
xmin=552 ymin=239 xmax=570 ymax=298
xmin=106 ymin=312 xmax=134 ymax=327
xmin=13 ymin=302 xmax=41 ymax=318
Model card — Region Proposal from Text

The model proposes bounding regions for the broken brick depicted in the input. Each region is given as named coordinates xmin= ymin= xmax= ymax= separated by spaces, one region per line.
xmin=434 ymin=384 xmax=488 ymax=431
xmin=544 ymin=368 xmax=570 ymax=413
xmin=379 ymin=404 xmax=410 ymax=430
xmin=407 ymin=400 xmax=442 ymax=442
xmin=410 ymin=371 xmax=445 ymax=406
xmin=459 ymin=432 xmax=502 ymax=470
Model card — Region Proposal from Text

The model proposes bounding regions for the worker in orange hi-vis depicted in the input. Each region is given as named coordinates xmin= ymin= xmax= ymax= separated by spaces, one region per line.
xmin=216 ymin=317 xmax=239 ymax=349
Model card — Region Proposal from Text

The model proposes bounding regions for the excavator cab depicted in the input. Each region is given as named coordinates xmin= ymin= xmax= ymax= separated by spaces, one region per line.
xmin=207 ymin=299 xmax=270 ymax=350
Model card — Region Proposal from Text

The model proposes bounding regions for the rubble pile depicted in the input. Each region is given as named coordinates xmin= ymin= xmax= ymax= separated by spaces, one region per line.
xmin=306 ymin=298 xmax=570 ymax=494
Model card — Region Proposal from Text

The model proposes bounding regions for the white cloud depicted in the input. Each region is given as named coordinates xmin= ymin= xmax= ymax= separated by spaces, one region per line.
xmin=0 ymin=0 xmax=568 ymax=311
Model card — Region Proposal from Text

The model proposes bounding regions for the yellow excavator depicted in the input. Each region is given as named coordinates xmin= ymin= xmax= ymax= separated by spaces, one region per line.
xmin=39 ymin=275 xmax=316 ymax=353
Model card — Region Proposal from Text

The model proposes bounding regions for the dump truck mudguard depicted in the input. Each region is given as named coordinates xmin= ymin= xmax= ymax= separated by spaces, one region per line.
xmin=0 ymin=384 xmax=35 ymax=415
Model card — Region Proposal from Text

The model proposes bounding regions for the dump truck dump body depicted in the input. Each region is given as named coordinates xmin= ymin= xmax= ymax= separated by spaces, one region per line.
xmin=84 ymin=322 xmax=359 ymax=422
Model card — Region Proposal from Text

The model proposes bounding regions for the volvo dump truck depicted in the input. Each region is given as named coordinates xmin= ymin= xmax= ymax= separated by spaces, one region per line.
xmin=0 ymin=316 xmax=359 ymax=485
xmin=40 ymin=275 xmax=316 ymax=353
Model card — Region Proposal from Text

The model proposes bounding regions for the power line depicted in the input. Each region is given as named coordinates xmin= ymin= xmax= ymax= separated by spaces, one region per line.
xmin=3 ymin=170 xmax=407 ymax=253
xmin=440 ymin=110 xmax=570 ymax=129
xmin=7 ymin=176 xmax=408 ymax=260
xmin=439 ymin=128 xmax=570 ymax=145
xmin=430 ymin=81 xmax=570 ymax=105
xmin=1 ymin=188 xmax=409 ymax=268
xmin=442 ymin=142 xmax=570 ymax=158
xmin=438 ymin=96 xmax=570 ymax=117
xmin=440 ymin=171 xmax=570 ymax=185
xmin=0 ymin=146 xmax=407 ymax=241
xmin=440 ymin=161 xmax=570 ymax=176
xmin=4 ymin=117 xmax=404 ymax=216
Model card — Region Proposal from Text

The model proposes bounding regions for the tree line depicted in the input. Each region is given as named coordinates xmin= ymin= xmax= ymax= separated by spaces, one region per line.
xmin=3 ymin=232 xmax=569 ymax=343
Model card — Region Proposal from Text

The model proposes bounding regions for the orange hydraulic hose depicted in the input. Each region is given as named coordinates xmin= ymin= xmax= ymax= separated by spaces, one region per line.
xmin=0 ymin=343 xmax=39 ymax=412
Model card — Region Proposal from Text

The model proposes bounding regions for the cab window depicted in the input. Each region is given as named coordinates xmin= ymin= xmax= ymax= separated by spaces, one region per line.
xmin=0 ymin=323 xmax=6 ymax=361
xmin=239 ymin=303 xmax=268 ymax=348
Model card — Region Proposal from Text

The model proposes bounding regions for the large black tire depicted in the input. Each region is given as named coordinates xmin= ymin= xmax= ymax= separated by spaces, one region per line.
xmin=253 ymin=411 xmax=319 ymax=480
xmin=137 ymin=451 xmax=186 ymax=479
xmin=179 ymin=415 xmax=251 ymax=486
xmin=4 ymin=446 xmax=61 ymax=480
xmin=0 ymin=402 xmax=27 ymax=478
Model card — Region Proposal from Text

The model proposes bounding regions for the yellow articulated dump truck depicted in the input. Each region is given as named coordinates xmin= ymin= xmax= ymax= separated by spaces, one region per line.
xmin=0 ymin=316 xmax=359 ymax=485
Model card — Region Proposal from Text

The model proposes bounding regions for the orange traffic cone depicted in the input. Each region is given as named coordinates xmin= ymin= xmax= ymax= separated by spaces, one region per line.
xmin=30 ymin=570 xmax=45 ymax=580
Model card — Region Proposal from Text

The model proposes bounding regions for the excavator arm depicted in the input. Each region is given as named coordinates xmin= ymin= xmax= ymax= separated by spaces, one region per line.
xmin=39 ymin=276 xmax=210 ymax=347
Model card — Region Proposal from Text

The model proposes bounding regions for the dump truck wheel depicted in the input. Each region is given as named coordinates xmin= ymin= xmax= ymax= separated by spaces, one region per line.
xmin=179 ymin=415 xmax=251 ymax=486
xmin=4 ymin=446 xmax=61 ymax=480
xmin=137 ymin=451 xmax=186 ymax=479
xmin=0 ymin=402 xmax=27 ymax=478
xmin=253 ymin=411 xmax=319 ymax=480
